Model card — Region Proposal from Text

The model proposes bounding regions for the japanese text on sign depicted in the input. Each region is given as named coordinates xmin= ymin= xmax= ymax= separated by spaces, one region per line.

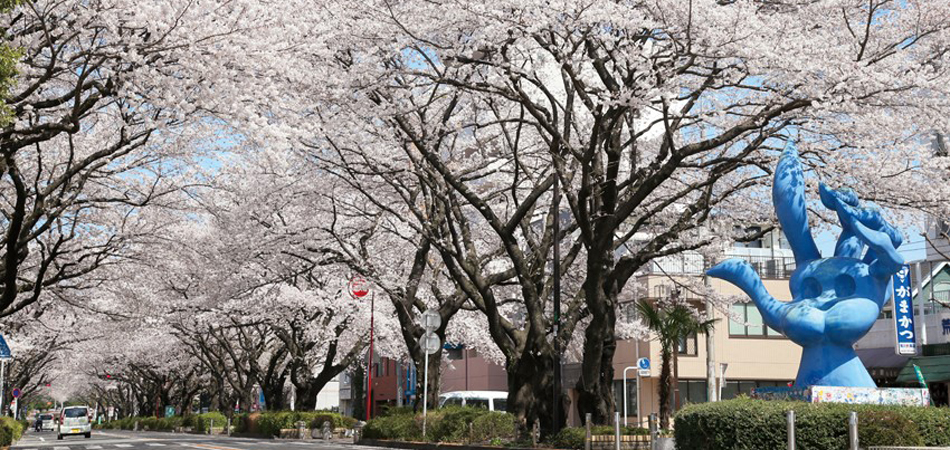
xmin=892 ymin=264 xmax=917 ymax=355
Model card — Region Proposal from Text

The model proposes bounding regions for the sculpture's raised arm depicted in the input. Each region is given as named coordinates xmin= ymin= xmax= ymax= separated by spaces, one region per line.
xmin=772 ymin=148 xmax=821 ymax=265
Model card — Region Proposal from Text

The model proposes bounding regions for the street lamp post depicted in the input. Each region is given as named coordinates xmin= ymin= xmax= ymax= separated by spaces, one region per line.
xmin=349 ymin=276 xmax=372 ymax=421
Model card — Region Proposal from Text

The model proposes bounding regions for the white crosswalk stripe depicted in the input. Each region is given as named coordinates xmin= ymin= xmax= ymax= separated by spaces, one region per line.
xmin=146 ymin=444 xmax=167 ymax=447
xmin=86 ymin=446 xmax=103 ymax=449
xmin=114 ymin=445 xmax=134 ymax=448
xmin=53 ymin=447 xmax=70 ymax=450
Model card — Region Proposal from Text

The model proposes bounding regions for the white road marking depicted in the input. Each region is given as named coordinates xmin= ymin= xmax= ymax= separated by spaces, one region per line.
xmin=86 ymin=446 xmax=104 ymax=449
xmin=146 ymin=444 xmax=167 ymax=447
xmin=39 ymin=437 xmax=46 ymax=441
xmin=53 ymin=447 xmax=70 ymax=450
xmin=115 ymin=445 xmax=134 ymax=448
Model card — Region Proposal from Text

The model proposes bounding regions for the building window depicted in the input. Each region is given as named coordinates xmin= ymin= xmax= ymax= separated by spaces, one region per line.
xmin=734 ymin=226 xmax=763 ymax=248
xmin=934 ymin=282 xmax=950 ymax=303
xmin=675 ymin=380 xmax=708 ymax=404
xmin=677 ymin=333 xmax=698 ymax=356
xmin=730 ymin=303 xmax=783 ymax=337
xmin=612 ymin=380 xmax=637 ymax=417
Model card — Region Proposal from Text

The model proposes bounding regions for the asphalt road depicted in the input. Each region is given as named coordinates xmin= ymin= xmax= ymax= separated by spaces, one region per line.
xmin=13 ymin=429 xmax=367 ymax=450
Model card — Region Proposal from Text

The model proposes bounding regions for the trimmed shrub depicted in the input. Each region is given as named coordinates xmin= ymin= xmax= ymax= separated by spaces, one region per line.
xmin=471 ymin=411 xmax=516 ymax=442
xmin=674 ymin=398 xmax=950 ymax=450
xmin=362 ymin=406 xmax=518 ymax=444
xmin=0 ymin=416 xmax=24 ymax=446
xmin=254 ymin=411 xmax=356 ymax=437
xmin=195 ymin=412 xmax=228 ymax=433
xmin=426 ymin=406 xmax=487 ymax=442
xmin=362 ymin=413 xmax=422 ymax=441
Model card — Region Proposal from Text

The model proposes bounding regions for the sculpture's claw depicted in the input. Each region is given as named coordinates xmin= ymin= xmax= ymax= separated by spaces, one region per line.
xmin=707 ymin=259 xmax=789 ymax=333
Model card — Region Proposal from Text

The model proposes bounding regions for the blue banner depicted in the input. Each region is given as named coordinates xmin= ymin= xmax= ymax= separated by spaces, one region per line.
xmin=892 ymin=264 xmax=917 ymax=355
xmin=405 ymin=363 xmax=416 ymax=396
xmin=0 ymin=334 xmax=10 ymax=359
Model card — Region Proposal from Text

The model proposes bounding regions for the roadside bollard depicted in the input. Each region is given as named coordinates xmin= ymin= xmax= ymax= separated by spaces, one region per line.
xmin=787 ymin=410 xmax=795 ymax=450
xmin=585 ymin=413 xmax=592 ymax=450
xmin=647 ymin=413 xmax=659 ymax=449
xmin=227 ymin=417 xmax=232 ymax=437
xmin=209 ymin=419 xmax=214 ymax=435
xmin=614 ymin=412 xmax=621 ymax=450
xmin=848 ymin=412 xmax=858 ymax=450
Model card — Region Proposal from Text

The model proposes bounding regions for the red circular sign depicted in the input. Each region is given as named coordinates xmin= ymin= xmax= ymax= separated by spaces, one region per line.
xmin=350 ymin=276 xmax=369 ymax=298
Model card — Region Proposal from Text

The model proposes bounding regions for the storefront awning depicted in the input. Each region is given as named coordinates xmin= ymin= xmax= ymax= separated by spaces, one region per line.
xmin=896 ymin=355 xmax=950 ymax=384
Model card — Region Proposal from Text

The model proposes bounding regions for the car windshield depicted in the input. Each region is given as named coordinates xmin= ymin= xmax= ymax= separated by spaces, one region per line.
xmin=40 ymin=414 xmax=52 ymax=420
xmin=64 ymin=408 xmax=87 ymax=418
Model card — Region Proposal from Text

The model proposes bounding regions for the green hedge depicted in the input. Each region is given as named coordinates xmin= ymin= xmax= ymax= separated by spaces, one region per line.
xmin=546 ymin=425 xmax=649 ymax=450
xmin=255 ymin=411 xmax=357 ymax=437
xmin=362 ymin=406 xmax=517 ymax=443
xmin=96 ymin=416 xmax=188 ymax=431
xmin=0 ymin=416 xmax=24 ymax=446
xmin=195 ymin=412 xmax=228 ymax=433
xmin=674 ymin=398 xmax=950 ymax=450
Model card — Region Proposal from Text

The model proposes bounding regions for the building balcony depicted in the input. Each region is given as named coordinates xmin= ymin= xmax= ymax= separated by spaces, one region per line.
xmin=641 ymin=252 xmax=797 ymax=279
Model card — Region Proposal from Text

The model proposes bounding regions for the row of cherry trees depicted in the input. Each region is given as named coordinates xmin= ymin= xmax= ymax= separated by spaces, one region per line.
xmin=1 ymin=0 xmax=950 ymax=434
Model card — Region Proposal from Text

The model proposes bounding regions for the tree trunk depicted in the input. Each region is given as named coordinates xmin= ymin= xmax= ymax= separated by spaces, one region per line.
xmin=672 ymin=346 xmax=680 ymax=413
xmin=575 ymin=260 xmax=618 ymax=425
xmin=658 ymin=346 xmax=672 ymax=429
xmin=507 ymin=345 xmax=564 ymax=436
xmin=262 ymin=377 xmax=286 ymax=411
xmin=351 ymin=364 xmax=365 ymax=420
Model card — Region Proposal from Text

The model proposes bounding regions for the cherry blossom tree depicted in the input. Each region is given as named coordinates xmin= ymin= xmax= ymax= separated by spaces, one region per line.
xmin=241 ymin=0 xmax=950 ymax=431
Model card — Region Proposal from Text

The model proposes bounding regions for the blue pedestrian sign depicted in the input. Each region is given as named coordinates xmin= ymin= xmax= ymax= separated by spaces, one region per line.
xmin=0 ymin=335 xmax=11 ymax=359
xmin=892 ymin=264 xmax=917 ymax=355
xmin=637 ymin=357 xmax=650 ymax=376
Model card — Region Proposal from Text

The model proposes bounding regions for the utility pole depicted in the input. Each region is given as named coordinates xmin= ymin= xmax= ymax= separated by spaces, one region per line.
xmin=552 ymin=173 xmax=562 ymax=433
xmin=704 ymin=272 xmax=717 ymax=402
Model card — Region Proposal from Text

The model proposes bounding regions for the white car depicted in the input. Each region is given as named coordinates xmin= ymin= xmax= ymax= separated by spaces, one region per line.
xmin=38 ymin=413 xmax=55 ymax=431
xmin=57 ymin=406 xmax=92 ymax=439
xmin=438 ymin=391 xmax=508 ymax=411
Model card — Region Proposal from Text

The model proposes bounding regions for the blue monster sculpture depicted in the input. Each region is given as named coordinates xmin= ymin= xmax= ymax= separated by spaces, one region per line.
xmin=707 ymin=148 xmax=904 ymax=388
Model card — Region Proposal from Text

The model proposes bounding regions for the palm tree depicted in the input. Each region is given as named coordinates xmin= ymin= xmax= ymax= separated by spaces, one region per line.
xmin=635 ymin=299 xmax=717 ymax=429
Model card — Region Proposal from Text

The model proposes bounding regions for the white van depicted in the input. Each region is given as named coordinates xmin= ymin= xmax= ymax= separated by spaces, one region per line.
xmin=438 ymin=391 xmax=508 ymax=412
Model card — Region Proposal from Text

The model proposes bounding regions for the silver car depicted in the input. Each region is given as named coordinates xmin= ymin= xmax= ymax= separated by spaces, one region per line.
xmin=57 ymin=406 xmax=91 ymax=439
